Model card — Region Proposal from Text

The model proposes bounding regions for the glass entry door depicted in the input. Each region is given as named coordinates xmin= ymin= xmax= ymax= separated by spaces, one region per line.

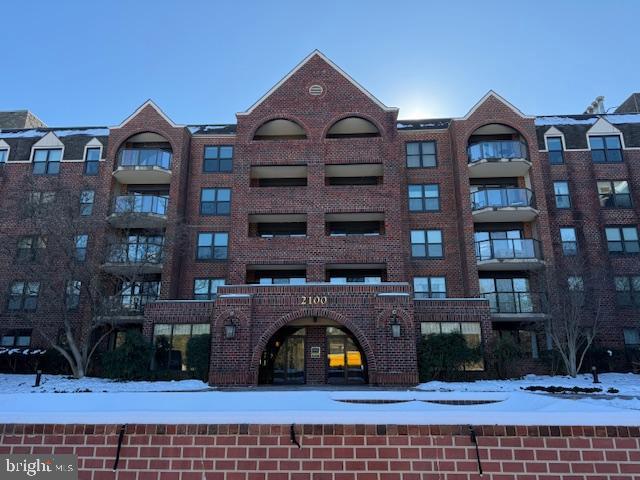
xmin=260 ymin=327 xmax=306 ymax=385
xmin=326 ymin=327 xmax=367 ymax=384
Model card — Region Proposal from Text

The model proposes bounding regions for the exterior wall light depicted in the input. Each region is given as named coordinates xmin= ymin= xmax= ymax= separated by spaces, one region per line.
xmin=390 ymin=309 xmax=401 ymax=338
xmin=224 ymin=313 xmax=236 ymax=339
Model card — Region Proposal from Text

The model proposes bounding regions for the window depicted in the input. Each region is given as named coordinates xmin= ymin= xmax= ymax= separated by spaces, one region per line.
xmin=0 ymin=329 xmax=32 ymax=347
xmin=597 ymin=181 xmax=632 ymax=208
xmin=7 ymin=281 xmax=40 ymax=311
xmin=406 ymin=141 xmax=437 ymax=168
xmin=411 ymin=229 xmax=443 ymax=258
xmin=590 ymin=135 xmax=622 ymax=163
xmin=567 ymin=275 xmax=584 ymax=291
xmin=196 ymin=232 xmax=228 ymax=260
xmin=28 ymin=191 xmax=55 ymax=206
xmin=329 ymin=276 xmax=379 ymax=284
xmin=605 ymin=226 xmax=640 ymax=254
xmin=119 ymin=281 xmax=160 ymax=312
xmin=547 ymin=137 xmax=564 ymax=164
xmin=16 ymin=236 xmax=46 ymax=261
xmin=413 ymin=277 xmax=446 ymax=299
xmin=554 ymin=181 xmax=571 ymax=209
xmin=559 ymin=227 xmax=578 ymax=256
xmin=0 ymin=149 xmax=7 ymax=164
xmin=32 ymin=148 xmax=62 ymax=175
xmin=79 ymin=190 xmax=95 ymax=216
xmin=420 ymin=321 xmax=483 ymax=370
xmin=193 ymin=278 xmax=225 ymax=300
xmin=74 ymin=235 xmax=88 ymax=262
xmin=203 ymin=146 xmax=233 ymax=173
xmin=65 ymin=280 xmax=81 ymax=310
xmin=624 ymin=328 xmax=640 ymax=348
xmin=615 ymin=276 xmax=640 ymax=307
xmin=153 ymin=323 xmax=211 ymax=371
xmin=408 ymin=184 xmax=440 ymax=211
xmin=200 ymin=188 xmax=231 ymax=215
xmin=479 ymin=277 xmax=533 ymax=314
xmin=84 ymin=147 xmax=100 ymax=175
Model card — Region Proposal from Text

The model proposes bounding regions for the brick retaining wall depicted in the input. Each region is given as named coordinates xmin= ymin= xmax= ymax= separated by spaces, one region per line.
xmin=2 ymin=424 xmax=640 ymax=479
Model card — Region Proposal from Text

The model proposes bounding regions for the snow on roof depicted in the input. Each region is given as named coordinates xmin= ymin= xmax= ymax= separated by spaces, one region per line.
xmin=397 ymin=119 xmax=451 ymax=130
xmin=0 ymin=127 xmax=109 ymax=139
xmin=535 ymin=113 xmax=640 ymax=127
xmin=188 ymin=124 xmax=237 ymax=135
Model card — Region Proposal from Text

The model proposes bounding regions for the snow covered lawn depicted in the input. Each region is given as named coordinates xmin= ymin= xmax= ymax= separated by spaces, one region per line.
xmin=0 ymin=373 xmax=638 ymax=425
xmin=0 ymin=373 xmax=209 ymax=393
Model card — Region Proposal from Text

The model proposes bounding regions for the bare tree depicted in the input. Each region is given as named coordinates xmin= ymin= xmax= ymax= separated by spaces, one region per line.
xmin=0 ymin=176 xmax=182 ymax=378
xmin=544 ymin=261 xmax=606 ymax=377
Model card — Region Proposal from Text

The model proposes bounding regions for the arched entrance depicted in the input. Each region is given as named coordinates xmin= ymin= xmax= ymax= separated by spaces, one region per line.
xmin=258 ymin=320 xmax=368 ymax=385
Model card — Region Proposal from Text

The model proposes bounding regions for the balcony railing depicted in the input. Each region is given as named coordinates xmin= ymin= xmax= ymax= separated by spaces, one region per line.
xmin=475 ymin=238 xmax=542 ymax=262
xmin=118 ymin=149 xmax=172 ymax=170
xmin=481 ymin=291 xmax=548 ymax=314
xmin=99 ymin=294 xmax=159 ymax=317
xmin=113 ymin=195 xmax=168 ymax=216
xmin=468 ymin=140 xmax=528 ymax=163
xmin=471 ymin=188 xmax=535 ymax=211
xmin=106 ymin=241 xmax=164 ymax=265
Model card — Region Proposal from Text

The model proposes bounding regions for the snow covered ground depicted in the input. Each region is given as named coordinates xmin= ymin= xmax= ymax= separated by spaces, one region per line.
xmin=0 ymin=373 xmax=638 ymax=425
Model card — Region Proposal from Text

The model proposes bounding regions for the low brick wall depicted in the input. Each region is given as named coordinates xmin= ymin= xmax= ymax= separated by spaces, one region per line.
xmin=1 ymin=424 xmax=639 ymax=479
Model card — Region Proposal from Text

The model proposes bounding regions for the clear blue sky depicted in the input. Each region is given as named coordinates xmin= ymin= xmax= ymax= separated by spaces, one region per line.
xmin=2 ymin=0 xmax=639 ymax=126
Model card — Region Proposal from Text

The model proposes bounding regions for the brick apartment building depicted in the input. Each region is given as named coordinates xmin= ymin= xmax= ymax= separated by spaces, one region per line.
xmin=0 ymin=51 xmax=639 ymax=386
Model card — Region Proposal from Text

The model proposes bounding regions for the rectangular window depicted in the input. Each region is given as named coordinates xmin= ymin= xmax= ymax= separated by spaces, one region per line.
xmin=74 ymin=234 xmax=88 ymax=262
xmin=406 ymin=141 xmax=437 ymax=168
xmin=203 ymin=146 xmax=233 ymax=173
xmin=411 ymin=229 xmax=443 ymax=258
xmin=614 ymin=276 xmax=640 ymax=307
xmin=16 ymin=236 xmax=46 ymax=261
xmin=200 ymin=188 xmax=231 ymax=215
xmin=597 ymin=180 xmax=632 ymax=208
xmin=590 ymin=135 xmax=623 ymax=163
xmin=7 ymin=281 xmax=40 ymax=311
xmin=32 ymin=148 xmax=62 ymax=175
xmin=559 ymin=227 xmax=578 ymax=256
xmin=554 ymin=181 xmax=571 ymax=209
xmin=413 ymin=276 xmax=446 ymax=299
xmin=0 ymin=329 xmax=32 ymax=347
xmin=119 ymin=281 xmax=160 ymax=312
xmin=567 ymin=275 xmax=584 ymax=291
xmin=0 ymin=149 xmax=8 ymax=164
xmin=420 ymin=321 xmax=483 ymax=370
xmin=193 ymin=278 xmax=225 ymax=300
xmin=196 ymin=232 xmax=229 ymax=260
xmin=153 ymin=323 xmax=211 ymax=371
xmin=408 ymin=184 xmax=440 ymax=211
xmin=624 ymin=328 xmax=640 ymax=347
xmin=84 ymin=147 xmax=101 ymax=175
xmin=605 ymin=226 xmax=640 ymax=254
xmin=547 ymin=137 xmax=564 ymax=164
xmin=28 ymin=191 xmax=55 ymax=206
xmin=79 ymin=190 xmax=95 ymax=216
xmin=65 ymin=280 xmax=82 ymax=310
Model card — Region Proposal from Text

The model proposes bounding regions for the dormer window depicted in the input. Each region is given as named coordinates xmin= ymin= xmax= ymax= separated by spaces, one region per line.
xmin=0 ymin=148 xmax=7 ymax=164
xmin=32 ymin=148 xmax=62 ymax=175
xmin=589 ymin=135 xmax=622 ymax=163
xmin=546 ymin=137 xmax=564 ymax=164
xmin=84 ymin=147 xmax=101 ymax=175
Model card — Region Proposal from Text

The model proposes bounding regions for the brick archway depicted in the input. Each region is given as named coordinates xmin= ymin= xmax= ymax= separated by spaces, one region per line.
xmin=249 ymin=308 xmax=378 ymax=385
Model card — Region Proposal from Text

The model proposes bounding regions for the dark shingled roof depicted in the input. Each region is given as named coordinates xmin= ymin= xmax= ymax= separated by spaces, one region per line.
xmin=0 ymin=127 xmax=109 ymax=162
xmin=615 ymin=93 xmax=640 ymax=113
xmin=396 ymin=119 xmax=451 ymax=130
xmin=188 ymin=124 xmax=237 ymax=135
xmin=0 ymin=110 xmax=46 ymax=129
xmin=534 ymin=113 xmax=640 ymax=149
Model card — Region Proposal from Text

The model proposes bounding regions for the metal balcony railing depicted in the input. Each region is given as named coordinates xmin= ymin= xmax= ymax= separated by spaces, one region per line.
xmin=475 ymin=238 xmax=542 ymax=262
xmin=106 ymin=240 xmax=164 ymax=265
xmin=118 ymin=149 xmax=172 ymax=170
xmin=480 ymin=291 xmax=548 ymax=314
xmin=468 ymin=140 xmax=528 ymax=163
xmin=471 ymin=188 xmax=535 ymax=210
xmin=112 ymin=195 xmax=168 ymax=216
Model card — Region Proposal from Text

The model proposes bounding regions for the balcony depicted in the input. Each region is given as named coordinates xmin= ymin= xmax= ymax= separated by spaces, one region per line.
xmin=475 ymin=238 xmax=544 ymax=270
xmin=102 ymin=241 xmax=164 ymax=274
xmin=95 ymin=293 xmax=159 ymax=323
xmin=108 ymin=195 xmax=168 ymax=229
xmin=467 ymin=140 xmax=531 ymax=178
xmin=481 ymin=291 xmax=548 ymax=320
xmin=113 ymin=149 xmax=172 ymax=184
xmin=471 ymin=188 xmax=538 ymax=222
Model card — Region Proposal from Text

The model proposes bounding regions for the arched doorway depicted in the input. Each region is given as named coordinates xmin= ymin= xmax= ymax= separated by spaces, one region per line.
xmin=258 ymin=321 xmax=368 ymax=385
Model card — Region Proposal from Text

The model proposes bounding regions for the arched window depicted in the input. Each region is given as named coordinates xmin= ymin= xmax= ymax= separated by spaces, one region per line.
xmin=253 ymin=119 xmax=307 ymax=140
xmin=326 ymin=117 xmax=380 ymax=138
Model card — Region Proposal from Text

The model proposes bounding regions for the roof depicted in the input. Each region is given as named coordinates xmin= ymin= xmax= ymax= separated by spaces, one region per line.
xmin=188 ymin=124 xmax=237 ymax=135
xmin=396 ymin=119 xmax=451 ymax=130
xmin=0 ymin=110 xmax=46 ymax=129
xmin=615 ymin=93 xmax=640 ymax=114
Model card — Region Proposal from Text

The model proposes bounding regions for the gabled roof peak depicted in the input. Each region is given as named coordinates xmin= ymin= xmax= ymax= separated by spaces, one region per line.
xmin=238 ymin=50 xmax=397 ymax=116
xmin=114 ymin=99 xmax=182 ymax=129
xmin=460 ymin=90 xmax=533 ymax=120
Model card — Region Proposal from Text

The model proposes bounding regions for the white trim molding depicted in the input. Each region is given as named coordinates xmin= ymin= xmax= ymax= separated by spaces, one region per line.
xmin=113 ymin=99 xmax=182 ymax=129
xmin=541 ymin=126 xmax=568 ymax=152
xmin=29 ymin=132 xmax=65 ymax=163
xmin=0 ymin=139 xmax=10 ymax=162
xmin=238 ymin=50 xmax=398 ymax=116
xmin=83 ymin=137 xmax=104 ymax=162
xmin=459 ymin=90 xmax=534 ymax=121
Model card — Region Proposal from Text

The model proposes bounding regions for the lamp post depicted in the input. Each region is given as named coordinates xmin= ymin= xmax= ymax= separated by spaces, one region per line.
xmin=390 ymin=309 xmax=401 ymax=338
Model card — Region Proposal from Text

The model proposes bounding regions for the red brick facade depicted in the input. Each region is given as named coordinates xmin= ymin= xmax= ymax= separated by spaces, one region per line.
xmin=2 ymin=423 xmax=639 ymax=479
xmin=1 ymin=51 xmax=639 ymax=385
